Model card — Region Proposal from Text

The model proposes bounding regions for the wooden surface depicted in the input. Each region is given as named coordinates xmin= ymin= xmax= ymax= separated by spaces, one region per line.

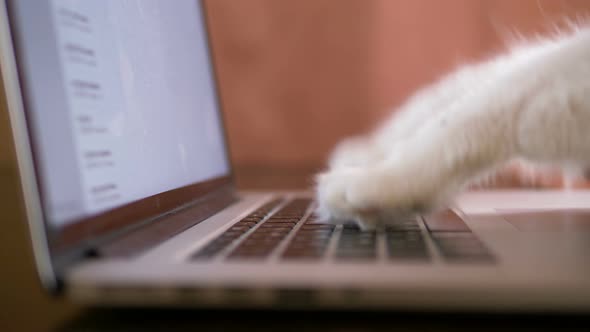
xmin=0 ymin=167 xmax=80 ymax=332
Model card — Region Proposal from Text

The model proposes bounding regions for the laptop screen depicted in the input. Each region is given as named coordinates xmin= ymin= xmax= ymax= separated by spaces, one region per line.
xmin=10 ymin=0 xmax=230 ymax=227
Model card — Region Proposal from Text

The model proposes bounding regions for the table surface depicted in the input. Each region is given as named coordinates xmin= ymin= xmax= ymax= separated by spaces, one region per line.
xmin=2 ymin=165 xmax=590 ymax=332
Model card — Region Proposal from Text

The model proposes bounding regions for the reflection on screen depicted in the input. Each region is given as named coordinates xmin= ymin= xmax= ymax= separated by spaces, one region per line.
xmin=13 ymin=0 xmax=229 ymax=225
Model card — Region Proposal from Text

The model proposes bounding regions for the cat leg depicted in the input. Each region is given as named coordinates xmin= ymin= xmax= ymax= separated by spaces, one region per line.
xmin=316 ymin=105 xmax=515 ymax=228
xmin=328 ymin=136 xmax=384 ymax=170
xmin=328 ymin=62 xmax=488 ymax=171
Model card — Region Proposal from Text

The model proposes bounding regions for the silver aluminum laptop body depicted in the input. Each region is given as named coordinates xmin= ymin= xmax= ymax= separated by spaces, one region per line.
xmin=2 ymin=0 xmax=590 ymax=312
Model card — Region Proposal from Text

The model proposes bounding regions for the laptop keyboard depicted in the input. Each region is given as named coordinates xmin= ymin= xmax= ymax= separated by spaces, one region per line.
xmin=191 ymin=197 xmax=495 ymax=263
xmin=191 ymin=198 xmax=283 ymax=260
xmin=228 ymin=199 xmax=309 ymax=259
xmin=283 ymin=222 xmax=335 ymax=259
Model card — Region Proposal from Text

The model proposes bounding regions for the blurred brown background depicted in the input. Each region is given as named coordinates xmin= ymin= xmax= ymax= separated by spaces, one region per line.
xmin=2 ymin=1 xmax=590 ymax=330
xmin=204 ymin=0 xmax=590 ymax=183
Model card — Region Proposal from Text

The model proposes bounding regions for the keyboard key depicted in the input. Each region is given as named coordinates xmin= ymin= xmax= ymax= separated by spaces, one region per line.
xmin=258 ymin=224 xmax=294 ymax=230
xmin=291 ymin=232 xmax=332 ymax=242
xmin=248 ymin=230 xmax=291 ymax=239
xmin=282 ymin=218 xmax=334 ymax=260
xmin=270 ymin=198 xmax=311 ymax=218
xmin=247 ymin=198 xmax=284 ymax=218
xmin=385 ymin=231 xmax=430 ymax=261
xmin=336 ymin=227 xmax=377 ymax=260
xmin=300 ymin=223 xmax=335 ymax=230
xmin=266 ymin=218 xmax=300 ymax=223
xmin=261 ymin=222 xmax=298 ymax=228
xmin=228 ymin=199 xmax=312 ymax=260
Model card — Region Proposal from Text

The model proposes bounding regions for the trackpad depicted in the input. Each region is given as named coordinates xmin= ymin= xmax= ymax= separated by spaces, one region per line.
xmin=500 ymin=209 xmax=590 ymax=232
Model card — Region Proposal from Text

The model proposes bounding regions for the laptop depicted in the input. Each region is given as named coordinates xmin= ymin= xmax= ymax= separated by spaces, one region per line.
xmin=2 ymin=0 xmax=590 ymax=311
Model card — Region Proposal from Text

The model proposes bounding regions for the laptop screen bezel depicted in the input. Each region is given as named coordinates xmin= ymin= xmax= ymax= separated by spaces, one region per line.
xmin=3 ymin=0 xmax=235 ymax=285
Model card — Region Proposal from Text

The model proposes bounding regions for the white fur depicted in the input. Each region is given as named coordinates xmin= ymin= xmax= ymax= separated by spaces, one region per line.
xmin=316 ymin=27 xmax=590 ymax=229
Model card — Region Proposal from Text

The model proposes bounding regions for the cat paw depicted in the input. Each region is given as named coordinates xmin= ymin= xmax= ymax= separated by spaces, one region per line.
xmin=315 ymin=168 xmax=381 ymax=229
xmin=315 ymin=164 xmax=446 ymax=229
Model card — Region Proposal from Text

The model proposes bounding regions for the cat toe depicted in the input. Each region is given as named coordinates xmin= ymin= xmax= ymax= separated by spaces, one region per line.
xmin=315 ymin=168 xmax=384 ymax=224
xmin=315 ymin=169 xmax=356 ymax=221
